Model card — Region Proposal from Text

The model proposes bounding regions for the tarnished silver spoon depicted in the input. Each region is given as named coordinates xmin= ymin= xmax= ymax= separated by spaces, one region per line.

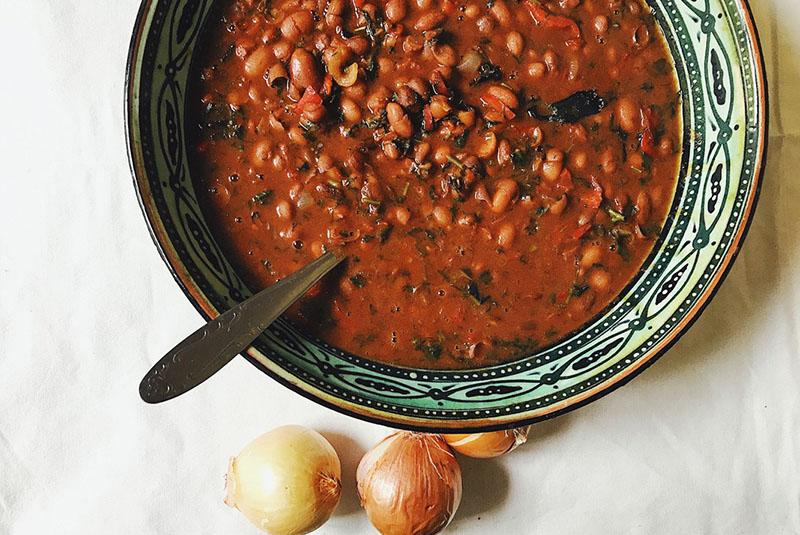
xmin=139 ymin=251 xmax=345 ymax=403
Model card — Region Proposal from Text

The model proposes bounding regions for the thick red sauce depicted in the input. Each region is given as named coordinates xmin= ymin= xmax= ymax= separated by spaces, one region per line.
xmin=188 ymin=0 xmax=680 ymax=368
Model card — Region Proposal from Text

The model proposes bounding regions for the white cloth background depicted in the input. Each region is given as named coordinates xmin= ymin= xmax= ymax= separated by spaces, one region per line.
xmin=0 ymin=1 xmax=797 ymax=533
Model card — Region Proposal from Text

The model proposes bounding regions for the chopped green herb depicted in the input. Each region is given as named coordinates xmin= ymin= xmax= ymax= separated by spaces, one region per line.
xmin=454 ymin=131 xmax=468 ymax=148
xmin=607 ymin=208 xmax=626 ymax=223
xmin=379 ymin=225 xmax=394 ymax=243
xmin=570 ymin=283 xmax=589 ymax=297
xmin=412 ymin=337 xmax=443 ymax=360
xmin=490 ymin=336 xmax=538 ymax=353
xmin=471 ymin=61 xmax=503 ymax=86
xmin=511 ymin=148 xmax=531 ymax=170
xmin=251 ymin=189 xmax=274 ymax=205
xmin=350 ymin=273 xmax=367 ymax=288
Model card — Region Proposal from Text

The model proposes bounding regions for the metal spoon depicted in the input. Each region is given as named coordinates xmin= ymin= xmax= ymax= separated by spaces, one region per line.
xmin=139 ymin=251 xmax=345 ymax=403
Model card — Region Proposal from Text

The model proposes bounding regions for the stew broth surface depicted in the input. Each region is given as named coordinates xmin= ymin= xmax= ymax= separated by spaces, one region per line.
xmin=188 ymin=0 xmax=680 ymax=368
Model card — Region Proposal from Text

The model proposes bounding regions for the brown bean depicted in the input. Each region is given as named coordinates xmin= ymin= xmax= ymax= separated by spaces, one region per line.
xmin=477 ymin=132 xmax=497 ymax=158
xmin=382 ymin=141 xmax=400 ymax=160
xmin=403 ymin=35 xmax=425 ymax=53
xmin=550 ymin=194 xmax=568 ymax=215
xmin=244 ymin=47 xmax=270 ymax=79
xmin=487 ymin=85 xmax=519 ymax=110
xmin=432 ymin=206 xmax=452 ymax=226
xmin=616 ymin=97 xmax=641 ymax=133
xmin=367 ymin=86 xmax=391 ymax=113
xmin=476 ymin=15 xmax=494 ymax=34
xmin=527 ymin=62 xmax=546 ymax=79
xmin=275 ymin=200 xmax=293 ymax=220
xmin=346 ymin=36 xmax=370 ymax=55
xmin=340 ymin=97 xmax=362 ymax=123
xmin=465 ymin=4 xmax=480 ymax=17
xmin=593 ymin=15 xmax=609 ymax=34
xmin=344 ymin=81 xmax=367 ymax=99
xmin=599 ymin=148 xmax=616 ymax=174
xmin=542 ymin=149 xmax=564 ymax=182
xmin=414 ymin=142 xmax=431 ymax=163
xmin=273 ymin=40 xmax=292 ymax=61
xmin=407 ymin=77 xmax=429 ymax=99
xmin=252 ymin=139 xmax=272 ymax=168
xmin=414 ymin=12 xmax=445 ymax=31
xmin=317 ymin=153 xmax=334 ymax=173
xmin=433 ymin=146 xmax=451 ymax=165
xmin=497 ymin=139 xmax=511 ymax=166
xmin=288 ymin=126 xmax=309 ymax=146
xmin=394 ymin=86 xmax=417 ymax=109
xmin=429 ymin=95 xmax=451 ymax=120
xmin=386 ymin=102 xmax=413 ymax=138
xmin=571 ymin=150 xmax=588 ymax=171
xmin=280 ymin=11 xmax=314 ymax=42
xmin=458 ymin=110 xmax=475 ymax=128
xmin=385 ymin=0 xmax=407 ymax=23
xmin=431 ymin=43 xmax=458 ymax=67
xmin=394 ymin=206 xmax=411 ymax=225
xmin=588 ymin=269 xmax=611 ymax=292
xmin=327 ymin=0 xmax=345 ymax=16
xmin=496 ymin=223 xmax=516 ymax=248
xmin=289 ymin=49 xmax=322 ymax=90
xmin=490 ymin=0 xmax=511 ymax=26
xmin=530 ymin=126 xmax=544 ymax=147
xmin=580 ymin=244 xmax=603 ymax=270
xmin=659 ymin=137 xmax=674 ymax=157
xmin=506 ymin=31 xmax=524 ymax=57
xmin=491 ymin=178 xmax=519 ymax=213
xmin=310 ymin=241 xmax=326 ymax=258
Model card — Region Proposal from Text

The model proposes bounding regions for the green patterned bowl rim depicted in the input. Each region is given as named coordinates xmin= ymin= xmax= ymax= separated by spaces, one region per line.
xmin=125 ymin=0 xmax=768 ymax=431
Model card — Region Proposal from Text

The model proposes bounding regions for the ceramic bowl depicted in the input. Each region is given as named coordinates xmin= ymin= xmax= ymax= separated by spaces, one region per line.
xmin=126 ymin=0 xmax=767 ymax=431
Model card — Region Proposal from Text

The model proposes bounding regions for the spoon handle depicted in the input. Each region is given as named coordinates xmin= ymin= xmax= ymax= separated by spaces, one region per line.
xmin=139 ymin=251 xmax=345 ymax=404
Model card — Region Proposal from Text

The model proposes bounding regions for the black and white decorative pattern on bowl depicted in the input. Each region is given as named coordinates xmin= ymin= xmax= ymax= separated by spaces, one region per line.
xmin=126 ymin=0 xmax=767 ymax=431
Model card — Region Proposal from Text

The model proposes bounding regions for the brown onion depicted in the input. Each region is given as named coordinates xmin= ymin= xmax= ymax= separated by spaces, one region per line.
xmin=443 ymin=426 xmax=530 ymax=459
xmin=357 ymin=432 xmax=462 ymax=535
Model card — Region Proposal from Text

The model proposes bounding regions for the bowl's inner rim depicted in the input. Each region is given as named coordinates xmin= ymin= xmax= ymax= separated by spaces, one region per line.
xmin=126 ymin=0 xmax=767 ymax=428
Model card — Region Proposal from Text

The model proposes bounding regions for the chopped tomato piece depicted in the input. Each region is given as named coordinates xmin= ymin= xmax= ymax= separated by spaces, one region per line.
xmin=422 ymin=105 xmax=434 ymax=131
xmin=525 ymin=1 xmax=582 ymax=42
xmin=320 ymin=74 xmax=333 ymax=97
xmin=294 ymin=87 xmax=322 ymax=114
xmin=572 ymin=222 xmax=592 ymax=240
xmin=556 ymin=168 xmax=574 ymax=192
xmin=640 ymin=107 xmax=659 ymax=157
xmin=482 ymin=94 xmax=516 ymax=120
xmin=584 ymin=178 xmax=603 ymax=211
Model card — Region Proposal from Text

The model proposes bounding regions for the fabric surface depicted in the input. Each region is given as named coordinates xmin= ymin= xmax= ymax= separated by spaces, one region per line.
xmin=0 ymin=1 xmax=797 ymax=533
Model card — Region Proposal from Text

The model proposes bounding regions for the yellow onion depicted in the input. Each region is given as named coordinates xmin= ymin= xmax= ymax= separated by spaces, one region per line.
xmin=443 ymin=426 xmax=530 ymax=459
xmin=225 ymin=425 xmax=341 ymax=534
xmin=357 ymin=432 xmax=462 ymax=535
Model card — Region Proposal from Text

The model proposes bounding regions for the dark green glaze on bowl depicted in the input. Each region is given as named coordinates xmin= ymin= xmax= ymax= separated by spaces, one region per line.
xmin=126 ymin=0 xmax=767 ymax=431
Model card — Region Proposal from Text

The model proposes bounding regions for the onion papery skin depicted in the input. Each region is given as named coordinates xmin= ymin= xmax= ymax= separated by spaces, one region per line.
xmin=225 ymin=425 xmax=341 ymax=535
xmin=444 ymin=427 xmax=530 ymax=459
xmin=357 ymin=432 xmax=462 ymax=535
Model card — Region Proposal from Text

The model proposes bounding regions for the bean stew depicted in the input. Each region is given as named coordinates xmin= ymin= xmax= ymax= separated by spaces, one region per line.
xmin=188 ymin=0 xmax=681 ymax=368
